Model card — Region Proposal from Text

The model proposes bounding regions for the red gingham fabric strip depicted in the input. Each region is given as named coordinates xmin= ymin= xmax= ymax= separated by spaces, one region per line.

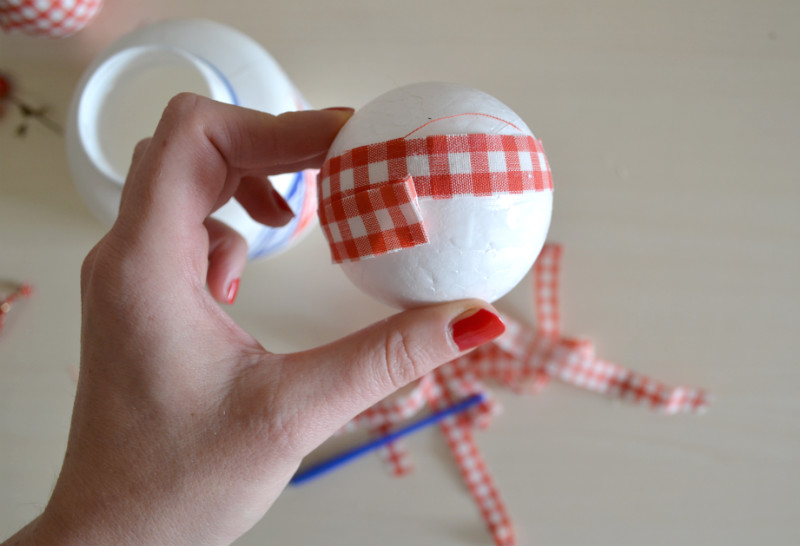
xmin=319 ymin=175 xmax=428 ymax=264
xmin=342 ymin=244 xmax=708 ymax=545
xmin=440 ymin=416 xmax=515 ymax=546
xmin=365 ymin=375 xmax=437 ymax=476
xmin=374 ymin=423 xmax=414 ymax=476
xmin=318 ymin=133 xmax=552 ymax=263
xmin=429 ymin=367 xmax=515 ymax=546
xmin=545 ymin=339 xmax=709 ymax=415
xmin=0 ymin=0 xmax=102 ymax=37
xmin=343 ymin=373 xmax=437 ymax=432
xmin=534 ymin=243 xmax=562 ymax=338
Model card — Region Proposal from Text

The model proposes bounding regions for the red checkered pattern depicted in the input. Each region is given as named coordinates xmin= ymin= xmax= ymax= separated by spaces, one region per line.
xmin=343 ymin=373 xmax=437 ymax=432
xmin=319 ymin=175 xmax=428 ymax=264
xmin=0 ymin=0 xmax=101 ymax=37
xmin=318 ymin=133 xmax=552 ymax=263
xmin=342 ymin=244 xmax=709 ymax=545
xmin=545 ymin=339 xmax=709 ymax=414
xmin=430 ymin=365 xmax=515 ymax=546
xmin=534 ymin=243 xmax=562 ymax=338
xmin=375 ymin=423 xmax=414 ymax=476
xmin=338 ymin=373 xmax=438 ymax=476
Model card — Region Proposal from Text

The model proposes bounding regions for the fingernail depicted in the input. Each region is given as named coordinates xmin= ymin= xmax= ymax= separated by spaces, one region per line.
xmin=450 ymin=308 xmax=505 ymax=352
xmin=322 ymin=106 xmax=355 ymax=114
xmin=271 ymin=187 xmax=295 ymax=219
xmin=226 ymin=278 xmax=240 ymax=305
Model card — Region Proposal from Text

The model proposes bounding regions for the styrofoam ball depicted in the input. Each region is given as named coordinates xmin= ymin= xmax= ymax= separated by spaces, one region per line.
xmin=323 ymin=82 xmax=553 ymax=309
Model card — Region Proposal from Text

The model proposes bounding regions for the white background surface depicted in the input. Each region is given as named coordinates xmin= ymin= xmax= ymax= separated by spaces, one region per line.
xmin=1 ymin=1 xmax=799 ymax=545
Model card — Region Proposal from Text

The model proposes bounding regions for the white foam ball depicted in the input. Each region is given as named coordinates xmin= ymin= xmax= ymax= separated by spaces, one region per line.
xmin=324 ymin=82 xmax=553 ymax=309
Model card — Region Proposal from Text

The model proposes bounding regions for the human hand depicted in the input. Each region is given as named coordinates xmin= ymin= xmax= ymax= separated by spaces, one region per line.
xmin=3 ymin=95 xmax=505 ymax=546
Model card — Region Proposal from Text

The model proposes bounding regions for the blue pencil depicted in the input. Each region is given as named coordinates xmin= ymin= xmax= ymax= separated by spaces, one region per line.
xmin=290 ymin=393 xmax=485 ymax=486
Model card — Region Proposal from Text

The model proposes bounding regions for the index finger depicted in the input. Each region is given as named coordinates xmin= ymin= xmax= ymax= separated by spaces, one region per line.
xmin=117 ymin=94 xmax=352 ymax=246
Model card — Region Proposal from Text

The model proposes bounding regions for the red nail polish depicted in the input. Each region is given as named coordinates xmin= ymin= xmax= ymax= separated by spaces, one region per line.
xmin=322 ymin=106 xmax=355 ymax=113
xmin=227 ymin=278 xmax=240 ymax=304
xmin=271 ymin=187 xmax=295 ymax=218
xmin=451 ymin=308 xmax=505 ymax=352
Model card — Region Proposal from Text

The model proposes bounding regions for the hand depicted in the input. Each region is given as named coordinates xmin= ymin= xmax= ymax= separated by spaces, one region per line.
xmin=3 ymin=94 xmax=505 ymax=546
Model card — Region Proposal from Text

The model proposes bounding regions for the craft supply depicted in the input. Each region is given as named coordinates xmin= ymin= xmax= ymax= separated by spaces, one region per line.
xmin=65 ymin=19 xmax=317 ymax=259
xmin=318 ymin=82 xmax=554 ymax=309
xmin=0 ymin=71 xmax=62 ymax=137
xmin=290 ymin=393 xmax=484 ymax=486
xmin=0 ymin=0 xmax=102 ymax=37
xmin=0 ymin=283 xmax=32 ymax=336
xmin=339 ymin=244 xmax=709 ymax=546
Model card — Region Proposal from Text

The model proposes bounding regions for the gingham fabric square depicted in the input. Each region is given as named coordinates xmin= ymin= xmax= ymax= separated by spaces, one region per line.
xmin=318 ymin=133 xmax=553 ymax=263
xmin=320 ymin=175 xmax=428 ymax=263
xmin=0 ymin=0 xmax=102 ymax=37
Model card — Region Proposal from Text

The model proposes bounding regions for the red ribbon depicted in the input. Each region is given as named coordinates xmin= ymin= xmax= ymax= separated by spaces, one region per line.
xmin=343 ymin=244 xmax=709 ymax=545
xmin=318 ymin=134 xmax=552 ymax=263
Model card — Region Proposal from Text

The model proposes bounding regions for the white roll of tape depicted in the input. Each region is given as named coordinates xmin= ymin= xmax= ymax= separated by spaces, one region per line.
xmin=66 ymin=19 xmax=317 ymax=259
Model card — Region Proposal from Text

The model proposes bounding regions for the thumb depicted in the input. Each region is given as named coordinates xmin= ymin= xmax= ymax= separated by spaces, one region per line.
xmin=285 ymin=300 xmax=505 ymax=444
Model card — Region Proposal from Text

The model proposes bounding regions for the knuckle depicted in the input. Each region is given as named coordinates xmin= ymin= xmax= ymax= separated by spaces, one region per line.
xmin=381 ymin=329 xmax=424 ymax=391
xmin=79 ymin=240 xmax=117 ymax=299
xmin=159 ymin=93 xmax=229 ymax=159
xmin=129 ymin=138 xmax=152 ymax=169
xmin=161 ymin=93 xmax=209 ymax=135
xmin=164 ymin=91 xmax=202 ymax=117
xmin=132 ymin=137 xmax=151 ymax=156
xmin=79 ymin=245 xmax=98 ymax=295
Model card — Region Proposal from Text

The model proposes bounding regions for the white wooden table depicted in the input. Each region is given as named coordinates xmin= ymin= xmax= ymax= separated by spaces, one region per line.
xmin=1 ymin=1 xmax=798 ymax=544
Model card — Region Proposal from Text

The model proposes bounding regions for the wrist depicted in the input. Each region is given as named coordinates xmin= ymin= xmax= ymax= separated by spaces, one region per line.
xmin=2 ymin=513 xmax=61 ymax=546
xmin=5 ymin=478 xmax=142 ymax=546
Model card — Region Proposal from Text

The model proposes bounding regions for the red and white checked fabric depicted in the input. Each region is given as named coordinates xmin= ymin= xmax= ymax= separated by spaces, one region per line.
xmin=317 ymin=133 xmax=552 ymax=263
xmin=0 ymin=0 xmax=101 ymax=37
xmin=341 ymin=243 xmax=709 ymax=546
xmin=429 ymin=365 xmax=515 ymax=545
xmin=534 ymin=243 xmax=562 ymax=338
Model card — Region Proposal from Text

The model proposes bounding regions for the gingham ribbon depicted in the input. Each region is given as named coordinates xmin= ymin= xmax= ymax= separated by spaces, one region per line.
xmin=317 ymin=133 xmax=552 ymax=263
xmin=341 ymin=244 xmax=709 ymax=546
xmin=0 ymin=0 xmax=101 ymax=37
